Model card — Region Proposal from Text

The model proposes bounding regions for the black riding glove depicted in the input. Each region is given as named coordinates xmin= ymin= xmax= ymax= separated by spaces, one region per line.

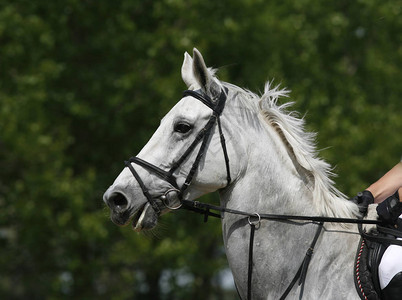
xmin=351 ymin=190 xmax=374 ymax=216
xmin=376 ymin=191 xmax=402 ymax=225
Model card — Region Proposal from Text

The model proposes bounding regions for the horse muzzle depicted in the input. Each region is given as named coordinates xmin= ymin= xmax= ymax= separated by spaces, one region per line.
xmin=103 ymin=188 xmax=181 ymax=231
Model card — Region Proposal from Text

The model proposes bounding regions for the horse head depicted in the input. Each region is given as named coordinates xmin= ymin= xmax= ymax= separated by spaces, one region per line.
xmin=103 ymin=49 xmax=240 ymax=231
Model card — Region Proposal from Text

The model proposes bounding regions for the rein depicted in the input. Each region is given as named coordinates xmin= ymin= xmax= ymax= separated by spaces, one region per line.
xmin=179 ymin=199 xmax=402 ymax=300
xmin=180 ymin=199 xmax=382 ymax=224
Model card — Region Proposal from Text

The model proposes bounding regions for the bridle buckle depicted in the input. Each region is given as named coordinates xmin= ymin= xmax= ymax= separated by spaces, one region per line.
xmin=161 ymin=188 xmax=182 ymax=210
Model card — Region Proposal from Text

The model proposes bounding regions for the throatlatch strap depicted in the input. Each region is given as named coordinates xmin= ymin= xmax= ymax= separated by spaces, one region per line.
xmin=217 ymin=117 xmax=231 ymax=185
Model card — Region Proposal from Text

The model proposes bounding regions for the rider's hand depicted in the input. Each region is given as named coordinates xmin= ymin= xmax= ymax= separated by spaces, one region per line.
xmin=376 ymin=191 xmax=402 ymax=225
xmin=351 ymin=190 xmax=374 ymax=216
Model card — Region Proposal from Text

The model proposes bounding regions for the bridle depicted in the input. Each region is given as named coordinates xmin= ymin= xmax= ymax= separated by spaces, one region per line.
xmin=124 ymin=86 xmax=231 ymax=215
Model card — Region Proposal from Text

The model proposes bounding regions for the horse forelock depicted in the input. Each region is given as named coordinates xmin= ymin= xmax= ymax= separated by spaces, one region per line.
xmin=223 ymin=81 xmax=359 ymax=220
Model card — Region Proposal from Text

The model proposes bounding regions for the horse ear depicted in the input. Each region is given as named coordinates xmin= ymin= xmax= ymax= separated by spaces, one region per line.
xmin=181 ymin=52 xmax=200 ymax=90
xmin=192 ymin=48 xmax=221 ymax=99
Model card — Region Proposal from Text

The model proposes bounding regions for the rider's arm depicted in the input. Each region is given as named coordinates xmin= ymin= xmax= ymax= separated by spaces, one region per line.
xmin=367 ymin=162 xmax=402 ymax=203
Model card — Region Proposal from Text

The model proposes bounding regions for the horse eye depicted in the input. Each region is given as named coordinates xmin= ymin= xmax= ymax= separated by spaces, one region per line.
xmin=174 ymin=122 xmax=192 ymax=134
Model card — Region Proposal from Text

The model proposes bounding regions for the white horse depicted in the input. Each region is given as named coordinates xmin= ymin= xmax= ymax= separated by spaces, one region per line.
xmin=103 ymin=49 xmax=365 ymax=299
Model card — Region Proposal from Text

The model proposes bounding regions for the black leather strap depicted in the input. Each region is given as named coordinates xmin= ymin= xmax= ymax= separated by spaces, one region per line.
xmin=217 ymin=117 xmax=231 ymax=185
xmin=247 ymin=223 xmax=256 ymax=300
xmin=181 ymin=199 xmax=382 ymax=225
xmin=129 ymin=157 xmax=179 ymax=189
xmin=125 ymin=160 xmax=161 ymax=214
xmin=279 ymin=223 xmax=323 ymax=300
xmin=359 ymin=223 xmax=402 ymax=246
xmin=183 ymin=90 xmax=216 ymax=111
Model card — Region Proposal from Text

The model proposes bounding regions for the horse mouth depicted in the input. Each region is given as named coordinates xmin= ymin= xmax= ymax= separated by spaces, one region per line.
xmin=131 ymin=203 xmax=151 ymax=231
xmin=110 ymin=202 xmax=157 ymax=231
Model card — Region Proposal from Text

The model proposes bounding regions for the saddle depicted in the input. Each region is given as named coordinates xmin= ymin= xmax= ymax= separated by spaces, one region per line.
xmin=354 ymin=218 xmax=402 ymax=300
xmin=354 ymin=236 xmax=386 ymax=300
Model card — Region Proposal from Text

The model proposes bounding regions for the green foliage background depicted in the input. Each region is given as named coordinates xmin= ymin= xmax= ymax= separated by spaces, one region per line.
xmin=0 ymin=0 xmax=401 ymax=299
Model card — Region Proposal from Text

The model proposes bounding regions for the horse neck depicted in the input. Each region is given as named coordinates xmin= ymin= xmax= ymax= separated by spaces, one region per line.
xmin=221 ymin=113 xmax=312 ymax=216
xmin=219 ymin=118 xmax=321 ymax=296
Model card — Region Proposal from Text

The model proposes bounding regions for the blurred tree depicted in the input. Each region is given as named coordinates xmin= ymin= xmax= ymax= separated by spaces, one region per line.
xmin=0 ymin=0 xmax=400 ymax=299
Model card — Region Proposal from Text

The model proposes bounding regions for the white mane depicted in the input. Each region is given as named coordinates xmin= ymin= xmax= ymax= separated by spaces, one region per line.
xmin=224 ymin=81 xmax=360 ymax=219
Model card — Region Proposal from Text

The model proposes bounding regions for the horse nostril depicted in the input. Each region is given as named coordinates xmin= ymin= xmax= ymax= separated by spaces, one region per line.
xmin=108 ymin=193 xmax=128 ymax=213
